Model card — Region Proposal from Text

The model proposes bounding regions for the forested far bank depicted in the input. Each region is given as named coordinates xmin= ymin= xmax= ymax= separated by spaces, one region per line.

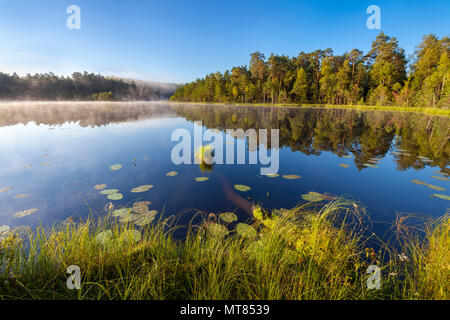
xmin=170 ymin=33 xmax=450 ymax=109
xmin=0 ymin=71 xmax=179 ymax=101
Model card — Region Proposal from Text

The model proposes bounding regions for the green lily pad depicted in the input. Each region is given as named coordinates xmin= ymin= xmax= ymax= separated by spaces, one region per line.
xmin=94 ymin=184 xmax=107 ymax=190
xmin=131 ymin=185 xmax=154 ymax=193
xmin=13 ymin=193 xmax=31 ymax=199
xmin=246 ymin=240 xmax=265 ymax=260
xmin=433 ymin=194 xmax=450 ymax=201
xmin=120 ymin=230 xmax=141 ymax=243
xmin=432 ymin=176 xmax=450 ymax=182
xmin=120 ymin=213 xmax=141 ymax=223
xmin=234 ymin=184 xmax=251 ymax=192
xmin=194 ymin=177 xmax=209 ymax=182
xmin=100 ymin=189 xmax=119 ymax=195
xmin=219 ymin=212 xmax=238 ymax=223
xmin=434 ymin=171 xmax=449 ymax=177
xmin=342 ymin=155 xmax=352 ymax=158
xmin=112 ymin=208 xmax=130 ymax=218
xmin=206 ymin=223 xmax=229 ymax=238
xmin=107 ymin=193 xmax=123 ymax=201
xmin=0 ymin=187 xmax=12 ymax=193
xmin=95 ymin=230 xmax=113 ymax=245
xmin=338 ymin=163 xmax=350 ymax=168
xmin=426 ymin=184 xmax=445 ymax=192
xmin=301 ymin=191 xmax=325 ymax=202
xmin=166 ymin=171 xmax=178 ymax=177
xmin=0 ymin=225 xmax=10 ymax=238
xmin=12 ymin=208 xmax=38 ymax=218
xmin=236 ymin=223 xmax=257 ymax=239
xmin=363 ymin=163 xmax=378 ymax=168
xmin=109 ymin=164 xmax=122 ymax=171
xmin=282 ymin=175 xmax=301 ymax=180
xmin=411 ymin=179 xmax=427 ymax=186
xmin=133 ymin=201 xmax=151 ymax=207
xmin=264 ymin=174 xmax=279 ymax=178
xmin=134 ymin=210 xmax=157 ymax=227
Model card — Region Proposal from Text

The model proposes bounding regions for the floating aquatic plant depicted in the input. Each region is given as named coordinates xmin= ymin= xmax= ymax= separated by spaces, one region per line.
xmin=411 ymin=180 xmax=445 ymax=191
xmin=194 ymin=177 xmax=209 ymax=182
xmin=12 ymin=208 xmax=38 ymax=218
xmin=301 ymin=191 xmax=325 ymax=202
xmin=342 ymin=155 xmax=352 ymax=158
xmin=219 ymin=212 xmax=238 ymax=223
xmin=234 ymin=184 xmax=251 ymax=192
xmin=42 ymin=162 xmax=52 ymax=166
xmin=134 ymin=210 xmax=157 ymax=227
xmin=95 ymin=230 xmax=113 ymax=245
xmin=206 ymin=223 xmax=228 ymax=238
xmin=432 ymin=175 xmax=450 ymax=182
xmin=338 ymin=163 xmax=350 ymax=168
xmin=107 ymin=193 xmax=123 ymax=201
xmin=100 ymin=189 xmax=120 ymax=195
xmin=120 ymin=230 xmax=141 ymax=243
xmin=434 ymin=171 xmax=449 ymax=177
xmin=264 ymin=173 xmax=279 ymax=178
xmin=133 ymin=201 xmax=151 ymax=207
xmin=13 ymin=193 xmax=31 ymax=200
xmin=0 ymin=187 xmax=12 ymax=193
xmin=411 ymin=179 xmax=427 ymax=186
xmin=131 ymin=185 xmax=154 ymax=193
xmin=282 ymin=175 xmax=301 ymax=180
xmin=112 ymin=208 xmax=130 ymax=218
xmin=363 ymin=163 xmax=378 ymax=168
xmin=433 ymin=194 xmax=450 ymax=201
xmin=0 ymin=225 xmax=10 ymax=238
xmin=109 ymin=164 xmax=122 ymax=171
xmin=236 ymin=223 xmax=257 ymax=239
xmin=166 ymin=171 xmax=178 ymax=177
xmin=94 ymin=184 xmax=107 ymax=190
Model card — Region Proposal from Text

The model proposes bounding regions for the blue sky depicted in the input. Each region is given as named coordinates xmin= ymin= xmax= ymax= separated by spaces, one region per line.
xmin=0 ymin=0 xmax=449 ymax=83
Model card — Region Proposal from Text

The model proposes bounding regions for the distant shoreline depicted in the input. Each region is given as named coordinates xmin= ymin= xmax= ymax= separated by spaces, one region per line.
xmin=168 ymin=101 xmax=450 ymax=117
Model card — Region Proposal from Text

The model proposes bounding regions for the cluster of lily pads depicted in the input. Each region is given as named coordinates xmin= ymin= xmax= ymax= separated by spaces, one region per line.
xmin=206 ymin=211 xmax=257 ymax=240
xmin=111 ymin=201 xmax=158 ymax=227
xmin=411 ymin=171 xmax=449 ymax=201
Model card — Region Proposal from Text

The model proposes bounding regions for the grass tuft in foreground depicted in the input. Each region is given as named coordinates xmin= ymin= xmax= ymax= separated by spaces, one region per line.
xmin=0 ymin=199 xmax=448 ymax=300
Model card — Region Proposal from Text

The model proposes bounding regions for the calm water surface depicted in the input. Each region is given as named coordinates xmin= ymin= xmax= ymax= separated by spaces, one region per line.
xmin=0 ymin=102 xmax=449 ymax=239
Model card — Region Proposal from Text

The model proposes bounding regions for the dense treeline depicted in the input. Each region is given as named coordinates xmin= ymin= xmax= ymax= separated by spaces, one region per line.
xmin=171 ymin=33 xmax=450 ymax=108
xmin=0 ymin=71 xmax=178 ymax=101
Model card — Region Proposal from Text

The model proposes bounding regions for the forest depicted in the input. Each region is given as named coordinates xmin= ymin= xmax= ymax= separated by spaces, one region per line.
xmin=0 ymin=71 xmax=178 ymax=101
xmin=170 ymin=33 xmax=450 ymax=109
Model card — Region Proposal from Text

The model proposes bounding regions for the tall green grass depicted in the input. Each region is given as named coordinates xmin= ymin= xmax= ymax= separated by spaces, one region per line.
xmin=0 ymin=199 xmax=448 ymax=300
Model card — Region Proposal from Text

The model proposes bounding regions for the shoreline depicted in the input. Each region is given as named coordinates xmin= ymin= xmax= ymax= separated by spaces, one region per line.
xmin=168 ymin=101 xmax=450 ymax=117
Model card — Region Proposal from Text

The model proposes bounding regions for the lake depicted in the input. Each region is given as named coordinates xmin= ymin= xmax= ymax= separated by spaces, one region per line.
xmin=0 ymin=102 xmax=449 ymax=240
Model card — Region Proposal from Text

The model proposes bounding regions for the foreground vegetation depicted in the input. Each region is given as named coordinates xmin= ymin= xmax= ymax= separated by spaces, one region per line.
xmin=0 ymin=199 xmax=448 ymax=300
xmin=171 ymin=33 xmax=450 ymax=110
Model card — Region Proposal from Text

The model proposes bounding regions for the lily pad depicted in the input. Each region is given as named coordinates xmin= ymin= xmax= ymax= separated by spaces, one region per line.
xmin=0 ymin=225 xmax=10 ymax=238
xmin=206 ymin=223 xmax=229 ymax=238
xmin=100 ymin=189 xmax=120 ymax=195
xmin=41 ymin=162 xmax=52 ymax=166
xmin=301 ymin=191 xmax=325 ymax=202
xmin=120 ymin=230 xmax=141 ymax=243
xmin=338 ymin=163 xmax=350 ymax=168
xmin=194 ymin=177 xmax=210 ymax=182
xmin=120 ymin=213 xmax=141 ymax=223
xmin=342 ymin=155 xmax=352 ymax=158
xmin=433 ymin=194 xmax=450 ymax=201
xmin=425 ymin=184 xmax=445 ymax=192
xmin=432 ymin=176 xmax=450 ymax=182
xmin=234 ymin=184 xmax=251 ymax=192
xmin=434 ymin=171 xmax=449 ymax=177
xmin=363 ymin=163 xmax=378 ymax=168
xmin=131 ymin=185 xmax=154 ymax=193
xmin=133 ymin=201 xmax=151 ymax=207
xmin=13 ymin=193 xmax=31 ymax=199
xmin=0 ymin=187 xmax=12 ymax=193
xmin=94 ymin=184 xmax=107 ymax=190
xmin=134 ymin=210 xmax=157 ymax=227
xmin=95 ymin=230 xmax=113 ymax=245
xmin=411 ymin=179 xmax=427 ymax=186
xmin=219 ymin=212 xmax=238 ymax=223
xmin=264 ymin=174 xmax=279 ymax=178
xmin=166 ymin=171 xmax=178 ymax=177
xmin=12 ymin=208 xmax=38 ymax=218
xmin=107 ymin=193 xmax=123 ymax=201
xmin=112 ymin=208 xmax=130 ymax=218
xmin=109 ymin=164 xmax=122 ymax=171
xmin=236 ymin=223 xmax=257 ymax=239
xmin=282 ymin=175 xmax=301 ymax=180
